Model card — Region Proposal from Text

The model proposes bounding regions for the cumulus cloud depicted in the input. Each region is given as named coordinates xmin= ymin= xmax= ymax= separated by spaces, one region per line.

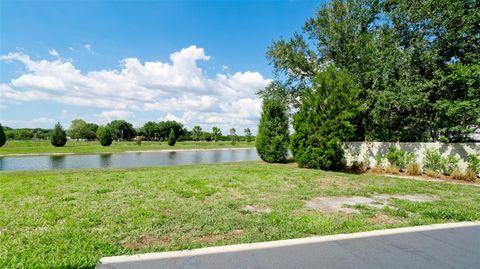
xmin=95 ymin=110 xmax=134 ymax=123
xmin=49 ymin=49 xmax=60 ymax=57
xmin=0 ymin=45 xmax=271 ymax=131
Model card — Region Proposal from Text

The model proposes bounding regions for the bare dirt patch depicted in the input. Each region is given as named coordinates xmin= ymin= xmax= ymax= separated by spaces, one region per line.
xmin=305 ymin=194 xmax=437 ymax=214
xmin=122 ymin=234 xmax=172 ymax=250
xmin=305 ymin=196 xmax=386 ymax=213
xmin=241 ymin=205 xmax=272 ymax=213
xmin=366 ymin=214 xmax=403 ymax=225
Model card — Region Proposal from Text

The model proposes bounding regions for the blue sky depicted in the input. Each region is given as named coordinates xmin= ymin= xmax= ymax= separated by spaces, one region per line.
xmin=0 ymin=0 xmax=323 ymax=133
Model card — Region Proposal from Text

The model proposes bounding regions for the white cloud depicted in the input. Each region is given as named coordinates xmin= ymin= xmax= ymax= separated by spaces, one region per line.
xmin=0 ymin=46 xmax=271 ymax=131
xmin=49 ymin=49 xmax=60 ymax=57
xmin=84 ymin=44 xmax=92 ymax=52
xmin=95 ymin=110 xmax=134 ymax=123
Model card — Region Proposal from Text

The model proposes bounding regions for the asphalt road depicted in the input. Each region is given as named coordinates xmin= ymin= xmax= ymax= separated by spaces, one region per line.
xmin=98 ymin=223 xmax=480 ymax=269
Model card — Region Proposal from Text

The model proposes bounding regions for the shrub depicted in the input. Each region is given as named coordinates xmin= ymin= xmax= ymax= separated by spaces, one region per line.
xmin=351 ymin=161 xmax=366 ymax=173
xmin=386 ymin=165 xmax=400 ymax=174
xmin=443 ymin=155 xmax=459 ymax=176
xmin=0 ymin=124 xmax=6 ymax=147
xmin=423 ymin=149 xmax=445 ymax=173
xmin=451 ymin=169 xmax=464 ymax=180
xmin=290 ymin=65 xmax=358 ymax=170
xmin=423 ymin=149 xmax=461 ymax=176
xmin=374 ymin=153 xmax=384 ymax=169
xmin=464 ymin=168 xmax=477 ymax=182
xmin=134 ymin=136 xmax=144 ymax=146
xmin=425 ymin=169 xmax=441 ymax=178
xmin=97 ymin=127 xmax=113 ymax=146
xmin=385 ymin=146 xmax=415 ymax=170
xmin=406 ymin=162 xmax=422 ymax=176
xmin=50 ymin=122 xmax=67 ymax=147
xmin=256 ymin=92 xmax=290 ymax=163
xmin=168 ymin=128 xmax=176 ymax=146
xmin=467 ymin=153 xmax=480 ymax=175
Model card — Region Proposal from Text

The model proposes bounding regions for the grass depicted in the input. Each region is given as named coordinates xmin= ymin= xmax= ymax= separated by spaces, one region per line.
xmin=0 ymin=140 xmax=255 ymax=156
xmin=1 ymin=161 xmax=480 ymax=268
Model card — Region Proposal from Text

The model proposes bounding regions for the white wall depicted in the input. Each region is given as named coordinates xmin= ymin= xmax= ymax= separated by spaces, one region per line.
xmin=344 ymin=142 xmax=480 ymax=171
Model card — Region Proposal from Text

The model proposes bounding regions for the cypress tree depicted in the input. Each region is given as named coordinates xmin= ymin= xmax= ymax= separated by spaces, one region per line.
xmin=167 ymin=128 xmax=176 ymax=146
xmin=0 ymin=124 xmax=6 ymax=147
xmin=291 ymin=65 xmax=358 ymax=170
xmin=255 ymin=95 xmax=289 ymax=163
xmin=97 ymin=127 xmax=113 ymax=146
xmin=50 ymin=122 xmax=67 ymax=147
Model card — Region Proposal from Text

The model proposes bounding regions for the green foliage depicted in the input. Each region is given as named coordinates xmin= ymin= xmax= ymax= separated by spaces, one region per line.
xmin=291 ymin=65 xmax=358 ymax=170
xmin=141 ymin=120 xmax=185 ymax=141
xmin=0 ymin=124 xmax=6 ymax=147
xmin=191 ymin=126 xmax=202 ymax=141
xmin=106 ymin=120 xmax=136 ymax=141
xmin=96 ymin=127 xmax=113 ymax=147
xmin=244 ymin=128 xmax=252 ymax=142
xmin=266 ymin=0 xmax=480 ymax=142
xmin=212 ymin=127 xmax=222 ymax=142
xmin=68 ymin=119 xmax=98 ymax=140
xmin=229 ymin=128 xmax=237 ymax=145
xmin=467 ymin=153 xmax=480 ymax=174
xmin=423 ymin=149 xmax=460 ymax=175
xmin=50 ymin=122 xmax=67 ymax=147
xmin=255 ymin=88 xmax=290 ymax=163
xmin=168 ymin=128 xmax=176 ymax=146
xmin=385 ymin=146 xmax=415 ymax=170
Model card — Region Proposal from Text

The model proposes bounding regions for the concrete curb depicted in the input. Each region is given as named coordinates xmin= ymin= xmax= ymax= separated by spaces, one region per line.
xmin=98 ymin=221 xmax=480 ymax=266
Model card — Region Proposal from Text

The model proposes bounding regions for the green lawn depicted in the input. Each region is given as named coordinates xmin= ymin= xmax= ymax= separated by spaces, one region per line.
xmin=0 ymin=140 xmax=255 ymax=155
xmin=1 ymin=161 xmax=479 ymax=268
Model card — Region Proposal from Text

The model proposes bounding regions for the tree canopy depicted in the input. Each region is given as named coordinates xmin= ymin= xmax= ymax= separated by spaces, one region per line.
xmin=266 ymin=0 xmax=480 ymax=142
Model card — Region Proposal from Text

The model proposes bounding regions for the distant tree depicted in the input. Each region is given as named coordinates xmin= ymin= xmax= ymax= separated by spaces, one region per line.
xmin=291 ymin=65 xmax=359 ymax=170
xmin=244 ymin=128 xmax=252 ymax=142
xmin=142 ymin=121 xmax=159 ymax=141
xmin=167 ymin=128 xmax=176 ymax=146
xmin=229 ymin=128 xmax=238 ymax=145
xmin=106 ymin=120 xmax=136 ymax=141
xmin=0 ymin=124 xmax=6 ymax=147
xmin=158 ymin=121 xmax=185 ymax=141
xmin=212 ymin=127 xmax=222 ymax=142
xmin=255 ymin=89 xmax=290 ymax=163
xmin=201 ymin=131 xmax=212 ymax=142
xmin=50 ymin=122 xmax=67 ymax=147
xmin=68 ymin=119 xmax=97 ymax=140
xmin=97 ymin=127 xmax=113 ymax=146
xmin=192 ymin=126 xmax=202 ymax=141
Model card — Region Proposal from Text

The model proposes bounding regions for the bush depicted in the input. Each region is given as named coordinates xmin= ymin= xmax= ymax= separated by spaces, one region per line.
xmin=464 ymin=168 xmax=477 ymax=182
xmin=422 ymin=149 xmax=460 ymax=176
xmin=443 ymin=155 xmax=459 ymax=176
xmin=406 ymin=162 xmax=422 ymax=175
xmin=0 ymin=124 xmax=6 ymax=147
xmin=386 ymin=165 xmax=400 ymax=174
xmin=425 ymin=169 xmax=441 ymax=178
xmin=385 ymin=146 xmax=415 ymax=170
xmin=423 ymin=149 xmax=445 ymax=173
xmin=291 ymin=65 xmax=358 ymax=170
xmin=451 ymin=169 xmax=464 ymax=180
xmin=374 ymin=153 xmax=384 ymax=169
xmin=97 ymin=127 xmax=113 ymax=146
xmin=467 ymin=153 xmax=480 ymax=175
xmin=168 ymin=128 xmax=176 ymax=146
xmin=50 ymin=122 xmax=67 ymax=147
xmin=255 ymin=92 xmax=290 ymax=163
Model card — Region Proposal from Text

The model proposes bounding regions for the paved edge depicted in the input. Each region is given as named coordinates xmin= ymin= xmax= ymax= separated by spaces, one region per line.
xmin=99 ymin=221 xmax=480 ymax=265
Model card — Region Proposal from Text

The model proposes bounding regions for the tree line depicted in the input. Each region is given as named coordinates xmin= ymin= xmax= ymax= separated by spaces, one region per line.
xmin=256 ymin=0 xmax=479 ymax=170
xmin=0 ymin=120 xmax=255 ymax=147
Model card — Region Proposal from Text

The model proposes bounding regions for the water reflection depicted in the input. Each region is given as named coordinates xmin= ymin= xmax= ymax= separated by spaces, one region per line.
xmin=99 ymin=154 xmax=112 ymax=168
xmin=50 ymin=155 xmax=66 ymax=169
xmin=0 ymin=149 xmax=260 ymax=171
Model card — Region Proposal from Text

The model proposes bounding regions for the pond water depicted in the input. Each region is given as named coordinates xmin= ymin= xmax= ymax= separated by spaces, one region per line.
xmin=0 ymin=149 xmax=260 ymax=171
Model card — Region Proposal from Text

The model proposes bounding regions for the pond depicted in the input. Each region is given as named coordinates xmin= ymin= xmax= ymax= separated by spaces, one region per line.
xmin=0 ymin=149 xmax=260 ymax=171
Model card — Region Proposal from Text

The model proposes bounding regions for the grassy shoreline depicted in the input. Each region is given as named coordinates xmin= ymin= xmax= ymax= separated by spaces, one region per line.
xmin=1 ymin=161 xmax=479 ymax=268
xmin=0 ymin=140 xmax=255 ymax=156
